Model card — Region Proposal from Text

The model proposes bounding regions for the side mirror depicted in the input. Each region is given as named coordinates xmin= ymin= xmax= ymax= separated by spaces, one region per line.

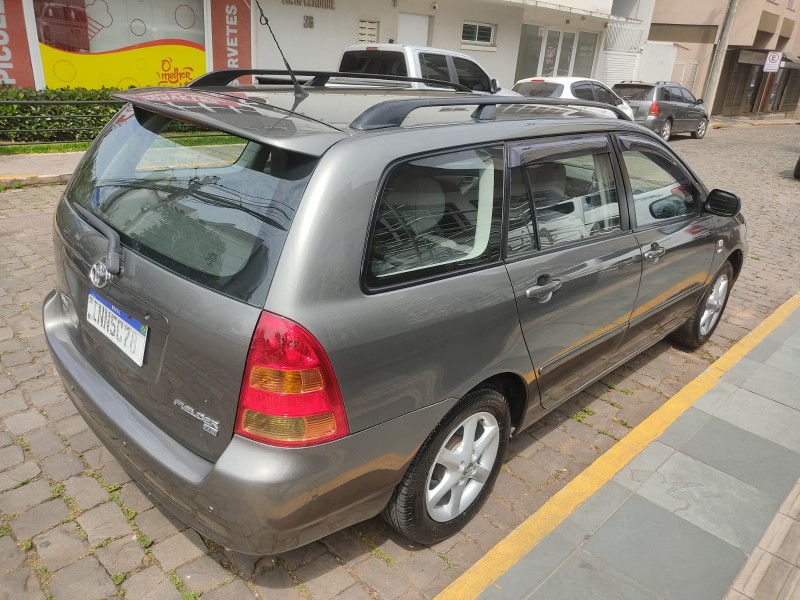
xmin=490 ymin=78 xmax=500 ymax=93
xmin=614 ymin=96 xmax=624 ymax=106
xmin=695 ymin=98 xmax=704 ymax=104
xmin=704 ymin=189 xmax=740 ymax=217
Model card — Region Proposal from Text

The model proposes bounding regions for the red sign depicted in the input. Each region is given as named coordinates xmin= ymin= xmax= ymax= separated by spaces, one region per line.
xmin=0 ymin=0 xmax=36 ymax=88
xmin=210 ymin=0 xmax=251 ymax=71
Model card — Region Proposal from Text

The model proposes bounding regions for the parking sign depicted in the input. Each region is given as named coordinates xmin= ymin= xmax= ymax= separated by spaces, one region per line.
xmin=764 ymin=51 xmax=783 ymax=73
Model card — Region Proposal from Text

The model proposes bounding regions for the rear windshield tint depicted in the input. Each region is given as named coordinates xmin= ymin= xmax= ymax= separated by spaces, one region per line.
xmin=512 ymin=82 xmax=564 ymax=97
xmin=340 ymin=50 xmax=408 ymax=77
xmin=67 ymin=105 xmax=318 ymax=307
xmin=612 ymin=85 xmax=653 ymax=101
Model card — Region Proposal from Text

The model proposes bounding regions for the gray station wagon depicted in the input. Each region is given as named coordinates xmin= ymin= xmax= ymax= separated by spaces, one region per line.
xmin=43 ymin=70 xmax=746 ymax=555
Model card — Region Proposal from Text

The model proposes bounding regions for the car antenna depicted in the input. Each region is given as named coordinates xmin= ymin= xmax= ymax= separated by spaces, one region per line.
xmin=254 ymin=0 xmax=308 ymax=99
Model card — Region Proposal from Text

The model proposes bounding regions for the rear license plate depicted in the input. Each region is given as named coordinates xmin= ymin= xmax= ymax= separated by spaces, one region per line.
xmin=86 ymin=290 xmax=148 ymax=366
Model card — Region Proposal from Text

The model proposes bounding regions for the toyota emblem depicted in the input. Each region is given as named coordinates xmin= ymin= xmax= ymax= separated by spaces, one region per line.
xmin=89 ymin=261 xmax=112 ymax=288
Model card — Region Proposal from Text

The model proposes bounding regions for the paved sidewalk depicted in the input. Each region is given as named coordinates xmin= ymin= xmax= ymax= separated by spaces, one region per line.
xmin=470 ymin=301 xmax=800 ymax=600
xmin=0 ymin=152 xmax=84 ymax=186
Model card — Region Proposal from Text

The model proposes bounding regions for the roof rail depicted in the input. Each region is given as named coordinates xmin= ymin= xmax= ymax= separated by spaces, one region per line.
xmin=655 ymin=80 xmax=678 ymax=85
xmin=188 ymin=69 xmax=471 ymax=93
xmin=350 ymin=97 xmax=631 ymax=130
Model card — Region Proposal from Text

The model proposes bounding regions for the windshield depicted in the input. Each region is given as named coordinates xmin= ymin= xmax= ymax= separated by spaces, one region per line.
xmin=67 ymin=105 xmax=318 ymax=306
xmin=612 ymin=85 xmax=654 ymax=101
xmin=512 ymin=82 xmax=564 ymax=97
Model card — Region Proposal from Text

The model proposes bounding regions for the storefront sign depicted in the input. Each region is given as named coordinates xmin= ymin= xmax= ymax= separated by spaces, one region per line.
xmin=281 ymin=0 xmax=336 ymax=9
xmin=33 ymin=0 xmax=206 ymax=89
xmin=0 ymin=0 xmax=36 ymax=88
xmin=211 ymin=0 xmax=251 ymax=70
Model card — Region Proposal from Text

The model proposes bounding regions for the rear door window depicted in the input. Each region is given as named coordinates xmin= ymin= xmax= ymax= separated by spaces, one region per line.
xmin=68 ymin=106 xmax=318 ymax=307
xmin=419 ymin=53 xmax=451 ymax=82
xmin=571 ymin=82 xmax=594 ymax=101
xmin=452 ymin=57 xmax=492 ymax=92
xmin=367 ymin=146 xmax=504 ymax=288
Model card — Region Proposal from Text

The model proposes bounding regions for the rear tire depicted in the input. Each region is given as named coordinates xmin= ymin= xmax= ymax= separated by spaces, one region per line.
xmin=660 ymin=119 xmax=672 ymax=142
xmin=671 ymin=261 xmax=733 ymax=349
xmin=691 ymin=118 xmax=708 ymax=139
xmin=383 ymin=388 xmax=510 ymax=545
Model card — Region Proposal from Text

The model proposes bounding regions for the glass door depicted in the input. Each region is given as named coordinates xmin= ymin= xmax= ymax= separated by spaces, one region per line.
xmin=541 ymin=30 xmax=561 ymax=76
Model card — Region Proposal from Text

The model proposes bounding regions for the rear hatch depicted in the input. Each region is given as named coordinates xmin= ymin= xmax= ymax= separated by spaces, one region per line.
xmin=54 ymin=102 xmax=321 ymax=461
xmin=339 ymin=49 xmax=409 ymax=77
xmin=611 ymin=84 xmax=654 ymax=120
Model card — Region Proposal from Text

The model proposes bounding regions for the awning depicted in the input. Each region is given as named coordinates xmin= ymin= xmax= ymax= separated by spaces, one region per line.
xmin=781 ymin=52 xmax=800 ymax=70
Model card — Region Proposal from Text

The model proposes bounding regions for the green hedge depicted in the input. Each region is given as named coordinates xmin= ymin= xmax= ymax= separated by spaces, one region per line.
xmin=0 ymin=87 xmax=123 ymax=144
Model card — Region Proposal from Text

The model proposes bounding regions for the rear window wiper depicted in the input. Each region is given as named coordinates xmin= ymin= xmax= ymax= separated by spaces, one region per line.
xmin=73 ymin=204 xmax=124 ymax=277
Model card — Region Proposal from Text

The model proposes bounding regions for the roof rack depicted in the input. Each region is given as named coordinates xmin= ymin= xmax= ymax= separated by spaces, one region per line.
xmin=188 ymin=69 xmax=471 ymax=93
xmin=350 ymin=97 xmax=631 ymax=130
xmin=655 ymin=80 xmax=679 ymax=85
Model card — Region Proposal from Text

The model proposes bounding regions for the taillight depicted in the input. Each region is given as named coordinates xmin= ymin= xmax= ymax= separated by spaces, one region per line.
xmin=235 ymin=311 xmax=349 ymax=447
xmin=648 ymin=101 xmax=660 ymax=116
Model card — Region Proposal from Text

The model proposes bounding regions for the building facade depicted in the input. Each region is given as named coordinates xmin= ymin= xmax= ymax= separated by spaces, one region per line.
xmin=1 ymin=0 xmax=644 ymax=92
xmin=649 ymin=0 xmax=800 ymax=117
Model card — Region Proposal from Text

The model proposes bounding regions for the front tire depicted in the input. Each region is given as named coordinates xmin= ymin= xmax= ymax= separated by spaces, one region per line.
xmin=671 ymin=261 xmax=733 ymax=349
xmin=383 ymin=388 xmax=510 ymax=545
xmin=692 ymin=118 xmax=708 ymax=139
xmin=660 ymin=119 xmax=672 ymax=142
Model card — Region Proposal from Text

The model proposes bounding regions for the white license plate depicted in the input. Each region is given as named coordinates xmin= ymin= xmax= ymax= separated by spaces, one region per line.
xmin=86 ymin=290 xmax=148 ymax=366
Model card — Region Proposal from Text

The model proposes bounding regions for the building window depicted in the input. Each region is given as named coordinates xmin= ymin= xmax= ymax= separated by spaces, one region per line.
xmin=358 ymin=19 xmax=379 ymax=43
xmin=789 ymin=0 xmax=795 ymax=10
xmin=462 ymin=22 xmax=495 ymax=45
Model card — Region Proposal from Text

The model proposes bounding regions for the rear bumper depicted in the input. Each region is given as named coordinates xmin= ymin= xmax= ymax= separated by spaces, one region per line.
xmin=43 ymin=290 xmax=455 ymax=554
xmin=635 ymin=115 xmax=664 ymax=132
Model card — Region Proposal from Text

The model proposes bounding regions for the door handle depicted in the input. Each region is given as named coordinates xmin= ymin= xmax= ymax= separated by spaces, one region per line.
xmin=526 ymin=276 xmax=562 ymax=302
xmin=643 ymin=243 xmax=666 ymax=263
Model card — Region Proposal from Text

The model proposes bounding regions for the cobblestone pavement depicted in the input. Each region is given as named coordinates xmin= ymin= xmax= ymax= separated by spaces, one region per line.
xmin=0 ymin=125 xmax=799 ymax=600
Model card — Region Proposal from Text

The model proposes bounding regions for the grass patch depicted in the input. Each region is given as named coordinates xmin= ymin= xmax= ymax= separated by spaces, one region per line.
xmin=112 ymin=572 xmax=126 ymax=585
xmin=13 ymin=479 xmax=32 ymax=490
xmin=13 ymin=438 xmax=30 ymax=452
xmin=437 ymin=552 xmax=457 ymax=569
xmin=597 ymin=429 xmax=620 ymax=441
xmin=50 ymin=482 xmax=65 ymax=499
xmin=167 ymin=570 xmax=200 ymax=600
xmin=352 ymin=529 xmax=395 ymax=566
xmin=0 ymin=142 xmax=92 ymax=155
xmin=610 ymin=401 xmax=623 ymax=409
xmin=19 ymin=539 xmax=32 ymax=551
xmin=570 ymin=406 xmax=595 ymax=423
xmin=122 ymin=507 xmax=136 ymax=522
xmin=137 ymin=534 xmax=153 ymax=549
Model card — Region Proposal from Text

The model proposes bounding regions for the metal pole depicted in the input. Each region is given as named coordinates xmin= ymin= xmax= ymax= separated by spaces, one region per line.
xmin=703 ymin=0 xmax=740 ymax=114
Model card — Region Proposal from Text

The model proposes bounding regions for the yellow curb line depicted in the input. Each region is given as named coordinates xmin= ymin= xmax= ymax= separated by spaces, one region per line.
xmin=437 ymin=293 xmax=800 ymax=600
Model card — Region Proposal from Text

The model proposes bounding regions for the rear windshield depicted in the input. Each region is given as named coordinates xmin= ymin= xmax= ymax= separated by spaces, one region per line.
xmin=612 ymin=85 xmax=653 ymax=101
xmin=512 ymin=82 xmax=564 ymax=97
xmin=339 ymin=50 xmax=408 ymax=77
xmin=67 ymin=105 xmax=318 ymax=307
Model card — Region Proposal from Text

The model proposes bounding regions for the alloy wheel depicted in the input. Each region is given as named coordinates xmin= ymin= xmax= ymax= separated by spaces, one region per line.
xmin=699 ymin=273 xmax=729 ymax=336
xmin=425 ymin=411 xmax=500 ymax=522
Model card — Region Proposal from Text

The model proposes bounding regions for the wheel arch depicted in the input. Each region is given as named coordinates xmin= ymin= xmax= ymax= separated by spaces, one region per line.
xmin=468 ymin=372 xmax=529 ymax=435
xmin=727 ymin=249 xmax=744 ymax=282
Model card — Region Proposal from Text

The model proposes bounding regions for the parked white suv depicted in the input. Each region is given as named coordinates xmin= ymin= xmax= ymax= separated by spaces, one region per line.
xmin=339 ymin=43 xmax=517 ymax=95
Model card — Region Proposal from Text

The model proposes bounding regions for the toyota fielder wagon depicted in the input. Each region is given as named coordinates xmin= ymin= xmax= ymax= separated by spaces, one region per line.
xmin=43 ymin=71 xmax=746 ymax=554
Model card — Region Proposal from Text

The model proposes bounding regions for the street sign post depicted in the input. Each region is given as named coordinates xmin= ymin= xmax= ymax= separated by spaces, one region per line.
xmin=764 ymin=51 xmax=783 ymax=73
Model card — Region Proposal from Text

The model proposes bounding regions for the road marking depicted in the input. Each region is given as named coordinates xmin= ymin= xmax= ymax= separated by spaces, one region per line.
xmin=436 ymin=293 xmax=800 ymax=600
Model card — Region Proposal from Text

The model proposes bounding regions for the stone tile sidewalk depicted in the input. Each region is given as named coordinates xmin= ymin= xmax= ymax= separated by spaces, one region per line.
xmin=480 ymin=305 xmax=800 ymax=600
